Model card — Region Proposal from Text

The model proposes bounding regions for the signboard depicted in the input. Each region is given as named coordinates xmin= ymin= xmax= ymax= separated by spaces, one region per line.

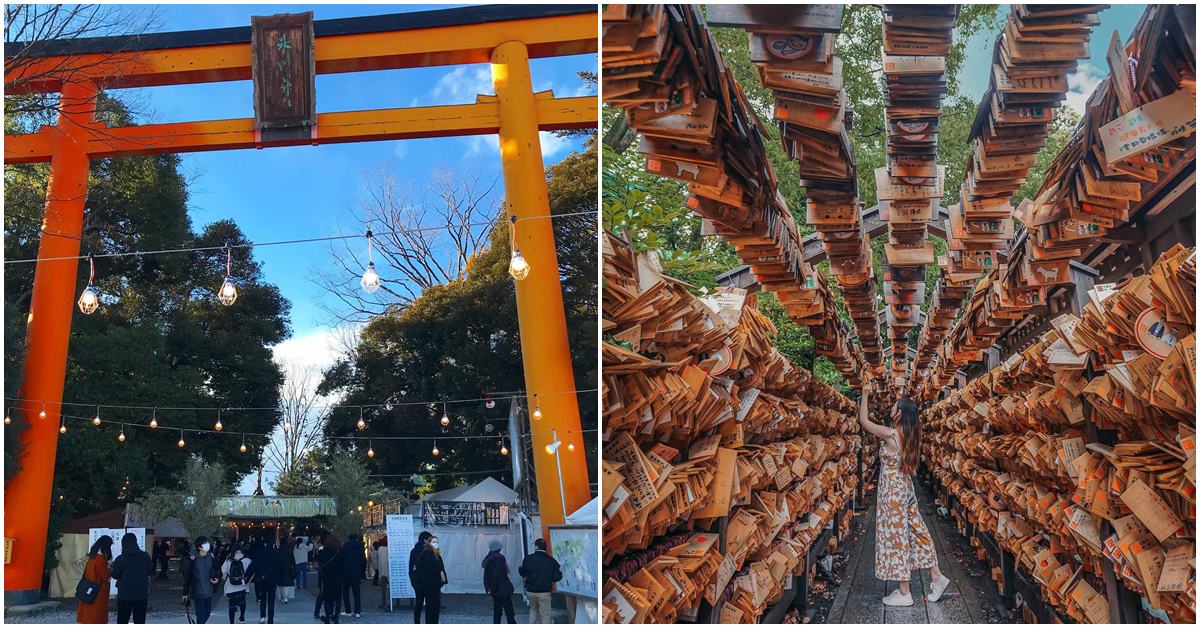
xmin=422 ymin=501 xmax=510 ymax=526
xmin=548 ymin=525 xmax=598 ymax=599
xmin=386 ymin=515 xmax=415 ymax=600
xmin=250 ymin=12 xmax=317 ymax=130
xmin=4 ymin=537 xmax=12 ymax=564
xmin=89 ymin=528 xmax=146 ymax=594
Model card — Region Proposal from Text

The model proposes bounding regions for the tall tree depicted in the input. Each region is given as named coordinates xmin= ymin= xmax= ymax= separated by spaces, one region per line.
xmin=319 ymin=143 xmax=598 ymax=494
xmin=4 ymin=95 xmax=290 ymax=520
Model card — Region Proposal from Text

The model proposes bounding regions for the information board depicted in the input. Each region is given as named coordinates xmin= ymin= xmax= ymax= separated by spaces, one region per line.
xmin=549 ymin=525 xmax=598 ymax=598
xmin=88 ymin=528 xmax=146 ymax=594
xmin=386 ymin=514 xmax=415 ymax=600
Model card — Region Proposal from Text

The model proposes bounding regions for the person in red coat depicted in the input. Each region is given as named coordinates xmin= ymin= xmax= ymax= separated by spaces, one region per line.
xmin=77 ymin=536 xmax=114 ymax=624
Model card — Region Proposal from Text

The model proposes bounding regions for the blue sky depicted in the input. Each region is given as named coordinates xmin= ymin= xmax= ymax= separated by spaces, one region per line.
xmin=109 ymin=4 xmax=595 ymax=340
xmin=958 ymin=4 xmax=1147 ymax=112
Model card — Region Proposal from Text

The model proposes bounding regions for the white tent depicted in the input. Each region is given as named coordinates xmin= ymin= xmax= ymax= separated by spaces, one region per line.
xmin=423 ymin=476 xmax=519 ymax=504
xmin=564 ymin=497 xmax=598 ymax=525
xmin=411 ymin=477 xmax=524 ymax=595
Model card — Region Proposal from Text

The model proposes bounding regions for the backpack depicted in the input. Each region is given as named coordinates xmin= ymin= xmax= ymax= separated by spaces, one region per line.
xmin=228 ymin=559 xmax=245 ymax=586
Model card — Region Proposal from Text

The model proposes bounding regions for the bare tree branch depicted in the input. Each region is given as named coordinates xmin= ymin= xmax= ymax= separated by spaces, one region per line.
xmin=312 ymin=165 xmax=501 ymax=324
xmin=263 ymin=366 xmax=327 ymax=481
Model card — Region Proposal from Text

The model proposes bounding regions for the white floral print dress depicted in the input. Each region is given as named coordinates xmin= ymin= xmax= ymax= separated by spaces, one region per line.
xmin=875 ymin=439 xmax=937 ymax=581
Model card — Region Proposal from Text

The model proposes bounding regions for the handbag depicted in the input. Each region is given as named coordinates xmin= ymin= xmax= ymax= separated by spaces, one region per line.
xmin=75 ymin=576 xmax=101 ymax=604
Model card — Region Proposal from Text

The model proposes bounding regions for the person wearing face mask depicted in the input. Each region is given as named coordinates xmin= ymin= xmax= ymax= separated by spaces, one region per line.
xmin=76 ymin=535 xmax=113 ymax=624
xmin=411 ymin=535 xmax=447 ymax=623
xmin=222 ymin=547 xmax=252 ymax=623
xmin=181 ymin=536 xmax=220 ymax=624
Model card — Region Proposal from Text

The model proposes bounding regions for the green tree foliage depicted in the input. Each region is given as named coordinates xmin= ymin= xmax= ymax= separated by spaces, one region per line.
xmin=140 ymin=457 xmax=234 ymax=540
xmin=4 ymin=95 xmax=289 ymax=535
xmin=319 ymin=143 xmax=598 ymax=494
xmin=315 ymin=447 xmax=401 ymax=539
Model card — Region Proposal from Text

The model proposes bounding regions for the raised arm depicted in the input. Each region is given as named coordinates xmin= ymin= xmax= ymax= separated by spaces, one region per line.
xmin=857 ymin=382 xmax=894 ymax=442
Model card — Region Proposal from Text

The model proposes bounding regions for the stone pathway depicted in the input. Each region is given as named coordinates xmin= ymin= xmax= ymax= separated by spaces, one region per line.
xmin=825 ymin=478 xmax=1010 ymax=624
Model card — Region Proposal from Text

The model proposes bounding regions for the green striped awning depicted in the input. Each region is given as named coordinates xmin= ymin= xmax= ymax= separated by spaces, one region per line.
xmin=213 ymin=496 xmax=337 ymax=518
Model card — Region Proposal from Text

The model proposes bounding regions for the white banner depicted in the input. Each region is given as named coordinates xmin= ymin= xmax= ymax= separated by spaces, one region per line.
xmin=88 ymin=527 xmax=146 ymax=594
xmin=386 ymin=515 xmax=415 ymax=599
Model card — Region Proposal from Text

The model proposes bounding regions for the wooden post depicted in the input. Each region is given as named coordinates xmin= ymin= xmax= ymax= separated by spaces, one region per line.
xmin=3 ymin=80 xmax=98 ymax=604
xmin=491 ymin=40 xmax=591 ymax=538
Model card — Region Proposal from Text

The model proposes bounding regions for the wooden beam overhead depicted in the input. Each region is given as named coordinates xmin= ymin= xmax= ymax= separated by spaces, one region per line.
xmin=5 ymin=10 xmax=597 ymax=93
xmin=4 ymin=96 xmax=596 ymax=163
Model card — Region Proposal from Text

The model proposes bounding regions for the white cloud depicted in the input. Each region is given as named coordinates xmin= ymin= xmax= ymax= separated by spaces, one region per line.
xmin=429 ymin=65 xmax=493 ymax=105
xmin=1064 ymin=63 xmax=1105 ymax=116
xmin=464 ymin=131 xmax=571 ymax=161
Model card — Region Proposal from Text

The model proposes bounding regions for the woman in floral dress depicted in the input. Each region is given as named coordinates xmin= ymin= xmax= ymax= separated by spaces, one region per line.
xmin=858 ymin=381 xmax=951 ymax=606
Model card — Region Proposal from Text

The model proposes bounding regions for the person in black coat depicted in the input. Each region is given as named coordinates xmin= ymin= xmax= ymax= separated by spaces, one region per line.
xmin=482 ymin=540 xmax=516 ymax=624
xmin=410 ymin=536 xmax=446 ymax=624
xmin=408 ymin=532 xmax=432 ymax=623
xmin=246 ymin=540 xmax=280 ymax=624
xmin=341 ymin=534 xmax=366 ymax=617
xmin=110 ymin=533 xmax=153 ymax=624
xmin=519 ymin=539 xmax=562 ymax=624
xmin=316 ymin=534 xmax=345 ymax=624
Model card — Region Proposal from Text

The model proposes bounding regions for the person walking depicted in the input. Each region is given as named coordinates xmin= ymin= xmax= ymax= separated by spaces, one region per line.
xmin=316 ymin=534 xmax=345 ymax=624
xmin=341 ymin=534 xmax=366 ymax=618
xmin=369 ymin=541 xmax=380 ymax=586
xmin=110 ymin=533 xmax=152 ymax=624
xmin=375 ymin=539 xmax=389 ymax=588
xmin=410 ymin=534 xmax=446 ymax=624
xmin=158 ymin=540 xmax=172 ymax=578
xmin=292 ymin=537 xmax=313 ymax=590
xmin=181 ymin=536 xmax=220 ymax=624
xmin=482 ymin=540 xmax=516 ymax=624
xmin=519 ymin=538 xmax=561 ymax=624
xmin=858 ymin=382 xmax=951 ymax=606
xmin=77 ymin=536 xmax=113 ymax=624
xmin=278 ymin=542 xmax=296 ymax=605
xmin=222 ymin=546 xmax=252 ymax=624
xmin=246 ymin=540 xmax=280 ymax=623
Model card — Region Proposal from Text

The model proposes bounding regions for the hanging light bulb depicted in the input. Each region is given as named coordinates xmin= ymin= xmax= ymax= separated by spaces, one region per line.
xmin=93 ymin=406 xmax=101 ymax=426
xmin=500 ymin=439 xmax=509 ymax=456
xmin=360 ymin=230 xmax=382 ymax=293
xmin=432 ymin=440 xmax=440 ymax=457
xmin=214 ymin=409 xmax=223 ymax=432
xmin=367 ymin=441 xmax=376 ymax=458
xmin=357 ymin=406 xmax=366 ymax=431
xmin=149 ymin=408 xmax=158 ymax=429
xmin=218 ymin=243 xmax=238 ymax=306
xmin=240 ymin=435 xmax=247 ymax=454
xmin=440 ymin=402 xmax=450 ymax=427
xmin=485 ymin=395 xmax=495 ymax=409
xmin=568 ymin=441 xmax=576 ymax=453
xmin=177 ymin=430 xmax=186 ymax=448
xmin=532 ymin=394 xmax=542 ymax=420
xmin=4 ymin=409 xmax=10 ymax=425
xmin=508 ymin=216 xmax=530 ymax=280
xmin=368 ymin=500 xmax=374 ymax=507
xmin=118 ymin=426 xmax=126 ymax=443
xmin=78 ymin=253 xmax=100 ymax=314
xmin=59 ymin=416 xmax=67 ymax=434
xmin=39 ymin=401 xmax=47 ymax=420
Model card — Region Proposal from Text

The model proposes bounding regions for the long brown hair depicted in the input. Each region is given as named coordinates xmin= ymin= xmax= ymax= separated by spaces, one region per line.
xmin=895 ymin=397 xmax=920 ymax=475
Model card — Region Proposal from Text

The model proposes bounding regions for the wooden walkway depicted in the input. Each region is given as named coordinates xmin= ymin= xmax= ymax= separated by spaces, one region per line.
xmin=825 ymin=479 xmax=1009 ymax=624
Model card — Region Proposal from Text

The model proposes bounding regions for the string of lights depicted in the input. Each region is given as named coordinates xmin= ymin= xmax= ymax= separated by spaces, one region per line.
xmin=3 ymin=210 xmax=596 ymax=265
xmin=34 ymin=410 xmax=596 ymax=457
xmin=3 ymin=387 xmax=596 ymax=416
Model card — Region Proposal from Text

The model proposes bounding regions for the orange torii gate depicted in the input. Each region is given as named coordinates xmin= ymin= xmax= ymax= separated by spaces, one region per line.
xmin=3 ymin=5 xmax=596 ymax=603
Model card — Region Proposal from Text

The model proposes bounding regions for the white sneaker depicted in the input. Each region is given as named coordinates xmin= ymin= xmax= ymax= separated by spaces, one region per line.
xmin=882 ymin=590 xmax=914 ymax=607
xmin=927 ymin=575 xmax=951 ymax=602
xmin=258 ymin=618 xmax=267 ymax=624
xmin=354 ymin=613 xmax=361 ymax=618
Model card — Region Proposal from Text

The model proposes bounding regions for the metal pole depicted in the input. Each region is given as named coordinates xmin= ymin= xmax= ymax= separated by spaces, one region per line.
xmin=552 ymin=428 xmax=567 ymax=523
